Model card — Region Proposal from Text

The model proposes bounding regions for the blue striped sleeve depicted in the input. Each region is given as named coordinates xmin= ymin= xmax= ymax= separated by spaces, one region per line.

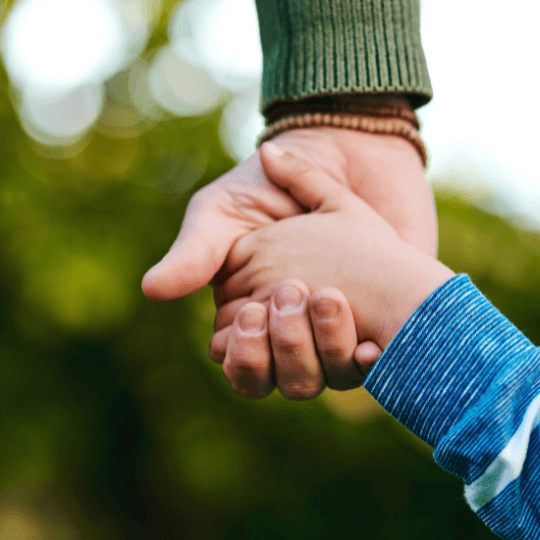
xmin=363 ymin=274 xmax=540 ymax=539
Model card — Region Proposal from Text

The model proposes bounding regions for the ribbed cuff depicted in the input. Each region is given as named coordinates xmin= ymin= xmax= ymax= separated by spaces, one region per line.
xmin=363 ymin=275 xmax=534 ymax=449
xmin=254 ymin=0 xmax=433 ymax=118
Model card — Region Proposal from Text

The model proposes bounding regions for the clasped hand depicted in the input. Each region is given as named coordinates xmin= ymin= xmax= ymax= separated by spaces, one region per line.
xmin=208 ymin=143 xmax=453 ymax=399
xmin=142 ymin=128 xmax=442 ymax=400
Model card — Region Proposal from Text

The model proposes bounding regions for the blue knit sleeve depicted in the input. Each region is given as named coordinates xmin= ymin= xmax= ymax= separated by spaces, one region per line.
xmin=363 ymin=274 xmax=540 ymax=540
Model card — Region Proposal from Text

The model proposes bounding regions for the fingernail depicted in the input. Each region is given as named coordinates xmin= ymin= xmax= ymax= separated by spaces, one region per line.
xmin=264 ymin=142 xmax=284 ymax=157
xmin=313 ymin=299 xmax=339 ymax=320
xmin=274 ymin=285 xmax=303 ymax=312
xmin=239 ymin=308 xmax=266 ymax=333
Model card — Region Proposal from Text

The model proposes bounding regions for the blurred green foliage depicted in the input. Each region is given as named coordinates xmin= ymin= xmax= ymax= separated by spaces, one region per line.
xmin=0 ymin=8 xmax=537 ymax=539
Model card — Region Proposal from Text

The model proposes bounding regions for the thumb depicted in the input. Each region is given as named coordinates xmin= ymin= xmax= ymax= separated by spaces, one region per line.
xmin=142 ymin=147 xmax=308 ymax=302
xmin=142 ymin=232 xmax=223 ymax=302
xmin=141 ymin=190 xmax=243 ymax=301
xmin=260 ymin=142 xmax=348 ymax=211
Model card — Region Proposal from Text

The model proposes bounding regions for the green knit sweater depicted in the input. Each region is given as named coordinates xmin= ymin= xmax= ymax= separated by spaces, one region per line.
xmin=254 ymin=0 xmax=432 ymax=117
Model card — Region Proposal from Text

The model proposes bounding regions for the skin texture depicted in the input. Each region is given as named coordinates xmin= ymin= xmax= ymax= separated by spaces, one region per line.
xmin=209 ymin=145 xmax=454 ymax=399
xmin=142 ymin=127 xmax=437 ymax=301
xmin=210 ymin=279 xmax=379 ymax=399
xmin=141 ymin=127 xmax=439 ymax=398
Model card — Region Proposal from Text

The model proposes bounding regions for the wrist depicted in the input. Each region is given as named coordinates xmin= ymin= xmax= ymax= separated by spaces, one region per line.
xmin=359 ymin=242 xmax=455 ymax=351
xmin=382 ymin=253 xmax=456 ymax=350
xmin=257 ymin=94 xmax=427 ymax=167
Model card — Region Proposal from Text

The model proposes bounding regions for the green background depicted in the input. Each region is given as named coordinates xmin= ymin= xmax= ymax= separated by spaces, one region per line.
xmin=0 ymin=3 xmax=537 ymax=538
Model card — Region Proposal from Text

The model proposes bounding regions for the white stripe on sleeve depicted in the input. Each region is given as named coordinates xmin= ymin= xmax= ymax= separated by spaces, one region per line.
xmin=465 ymin=391 xmax=540 ymax=512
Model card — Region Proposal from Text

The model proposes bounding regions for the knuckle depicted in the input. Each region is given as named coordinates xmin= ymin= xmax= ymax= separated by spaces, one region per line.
xmin=319 ymin=343 xmax=350 ymax=363
xmin=208 ymin=344 xmax=224 ymax=363
xmin=223 ymin=359 xmax=272 ymax=399
xmin=272 ymin=336 xmax=306 ymax=357
xmin=223 ymin=344 xmax=269 ymax=379
xmin=223 ymin=356 xmax=257 ymax=379
xmin=280 ymin=381 xmax=323 ymax=400
xmin=230 ymin=376 xmax=263 ymax=398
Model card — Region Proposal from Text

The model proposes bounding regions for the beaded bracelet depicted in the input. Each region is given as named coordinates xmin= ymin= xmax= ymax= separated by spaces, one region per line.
xmin=263 ymin=94 xmax=420 ymax=129
xmin=256 ymin=112 xmax=428 ymax=168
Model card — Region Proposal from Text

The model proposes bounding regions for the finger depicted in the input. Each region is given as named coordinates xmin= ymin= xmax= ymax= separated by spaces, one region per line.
xmin=208 ymin=325 xmax=232 ymax=363
xmin=353 ymin=341 xmax=383 ymax=377
xmin=308 ymin=287 xmax=365 ymax=390
xmin=214 ymin=296 xmax=255 ymax=332
xmin=260 ymin=142 xmax=349 ymax=211
xmin=222 ymin=302 xmax=274 ymax=398
xmin=269 ymin=279 xmax=326 ymax=400
xmin=141 ymin=189 xmax=240 ymax=301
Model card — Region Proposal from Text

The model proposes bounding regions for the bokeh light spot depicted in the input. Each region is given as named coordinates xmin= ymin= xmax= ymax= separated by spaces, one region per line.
xmin=219 ymin=82 xmax=264 ymax=162
xmin=169 ymin=0 xmax=262 ymax=91
xmin=148 ymin=45 xmax=224 ymax=117
xmin=1 ymin=0 xmax=126 ymax=92
xmin=19 ymin=85 xmax=104 ymax=146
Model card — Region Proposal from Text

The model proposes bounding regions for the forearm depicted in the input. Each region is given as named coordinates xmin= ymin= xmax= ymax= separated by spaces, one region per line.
xmin=254 ymin=0 xmax=432 ymax=117
xmin=365 ymin=274 xmax=540 ymax=538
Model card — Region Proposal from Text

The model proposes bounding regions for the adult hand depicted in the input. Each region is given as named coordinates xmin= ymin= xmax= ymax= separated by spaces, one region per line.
xmin=141 ymin=127 xmax=437 ymax=302
xmin=210 ymin=278 xmax=383 ymax=399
